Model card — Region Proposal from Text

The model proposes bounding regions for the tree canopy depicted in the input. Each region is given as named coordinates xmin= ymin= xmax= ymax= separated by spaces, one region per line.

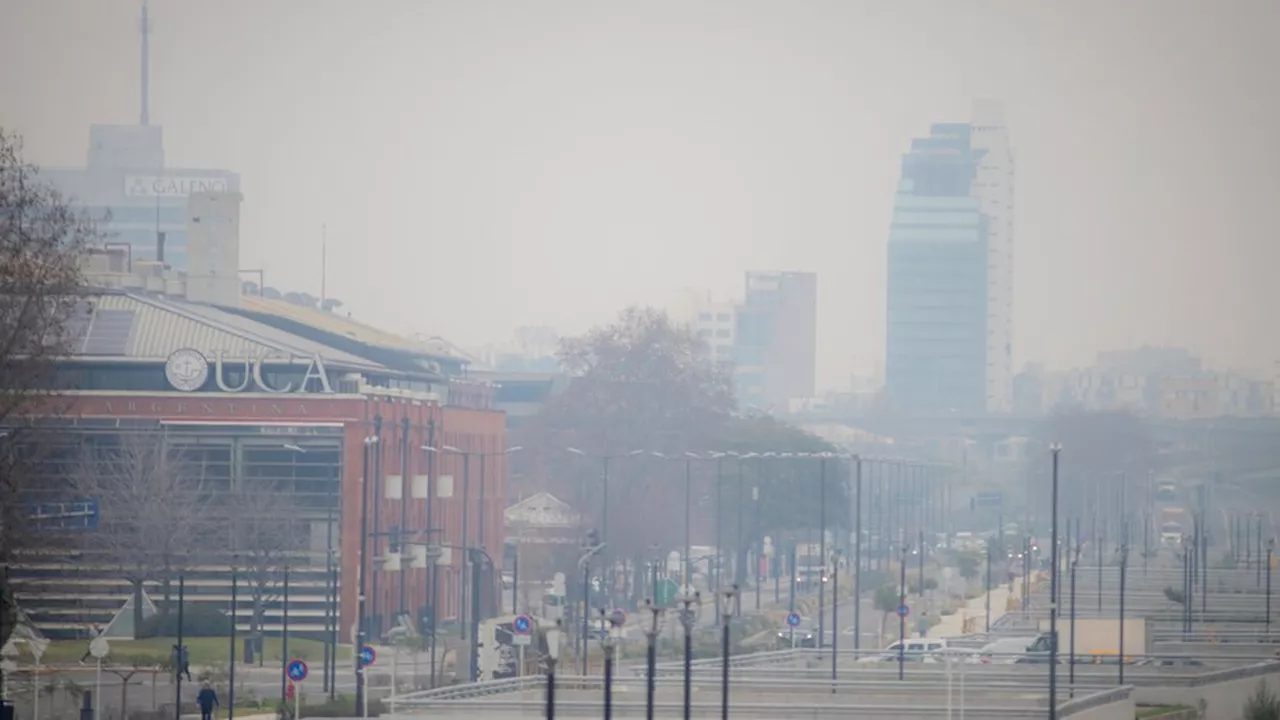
xmin=1 ymin=129 xmax=92 ymax=646
xmin=516 ymin=307 xmax=850 ymax=563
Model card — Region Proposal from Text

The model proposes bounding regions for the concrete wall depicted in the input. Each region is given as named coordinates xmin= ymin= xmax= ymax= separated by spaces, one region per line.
xmin=1058 ymin=687 xmax=1136 ymax=720
xmin=1131 ymin=662 xmax=1280 ymax=720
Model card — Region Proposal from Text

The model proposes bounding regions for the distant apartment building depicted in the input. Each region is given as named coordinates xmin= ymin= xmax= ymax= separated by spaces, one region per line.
xmin=733 ymin=271 xmax=817 ymax=412
xmin=885 ymin=101 xmax=1014 ymax=415
xmin=1012 ymin=347 xmax=1274 ymax=419
xmin=668 ymin=273 xmax=818 ymax=413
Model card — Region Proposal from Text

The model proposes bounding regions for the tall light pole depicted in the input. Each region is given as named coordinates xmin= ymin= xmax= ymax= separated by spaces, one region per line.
xmin=1048 ymin=443 xmax=1061 ymax=720
xmin=1069 ymin=519 xmax=1080 ymax=688
xmin=853 ymin=455 xmax=863 ymax=652
xmin=354 ymin=432 xmax=377 ymax=717
xmin=428 ymin=444 xmax=522 ymax=641
xmin=898 ymin=538 xmax=908 ymax=681
xmin=1118 ymin=526 xmax=1129 ymax=686
xmin=817 ymin=453 xmax=828 ymax=649
xmin=565 ymin=447 xmax=644 ymax=549
xmin=1268 ymin=538 xmax=1275 ymax=636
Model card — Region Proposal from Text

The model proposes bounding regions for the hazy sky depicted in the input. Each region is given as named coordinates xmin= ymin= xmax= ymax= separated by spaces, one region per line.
xmin=3 ymin=0 xmax=1278 ymax=389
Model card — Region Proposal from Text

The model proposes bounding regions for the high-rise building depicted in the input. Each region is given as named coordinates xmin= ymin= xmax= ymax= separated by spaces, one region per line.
xmin=733 ymin=271 xmax=817 ymax=411
xmin=885 ymin=101 xmax=1014 ymax=414
xmin=39 ymin=1 xmax=239 ymax=273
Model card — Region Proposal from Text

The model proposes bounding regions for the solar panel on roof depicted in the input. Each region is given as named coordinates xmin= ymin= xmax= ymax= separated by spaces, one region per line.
xmin=82 ymin=309 xmax=136 ymax=356
xmin=58 ymin=300 xmax=94 ymax=352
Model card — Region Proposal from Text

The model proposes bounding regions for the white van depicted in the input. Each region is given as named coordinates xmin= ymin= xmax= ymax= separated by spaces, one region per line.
xmin=859 ymin=638 xmax=948 ymax=662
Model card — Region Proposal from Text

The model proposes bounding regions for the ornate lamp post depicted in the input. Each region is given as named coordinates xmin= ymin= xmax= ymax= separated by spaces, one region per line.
xmin=642 ymin=600 xmax=666 ymax=720
xmin=719 ymin=585 xmax=739 ymax=720
xmin=544 ymin=621 xmax=562 ymax=720
xmin=675 ymin=591 xmax=702 ymax=720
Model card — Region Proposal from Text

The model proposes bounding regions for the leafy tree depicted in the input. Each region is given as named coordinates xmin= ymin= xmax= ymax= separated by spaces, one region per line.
xmin=954 ymin=551 xmax=982 ymax=580
xmin=873 ymin=584 xmax=901 ymax=647
xmin=517 ymin=307 xmax=734 ymax=558
xmin=0 ymin=129 xmax=93 ymax=646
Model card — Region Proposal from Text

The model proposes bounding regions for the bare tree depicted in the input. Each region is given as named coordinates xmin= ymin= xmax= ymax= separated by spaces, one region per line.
xmin=223 ymin=485 xmax=306 ymax=650
xmin=71 ymin=434 xmax=216 ymax=632
xmin=0 ymin=129 xmax=93 ymax=646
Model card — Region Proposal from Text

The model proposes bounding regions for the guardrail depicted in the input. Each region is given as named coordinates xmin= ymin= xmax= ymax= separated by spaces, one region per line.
xmin=389 ymin=697 xmax=1055 ymax=718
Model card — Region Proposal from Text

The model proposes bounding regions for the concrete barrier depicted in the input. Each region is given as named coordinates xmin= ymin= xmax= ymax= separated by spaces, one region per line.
xmin=1058 ymin=687 xmax=1136 ymax=720
xmin=1131 ymin=661 xmax=1280 ymax=720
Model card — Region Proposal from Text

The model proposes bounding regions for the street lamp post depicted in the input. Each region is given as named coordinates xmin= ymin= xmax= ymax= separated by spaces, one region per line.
xmin=984 ymin=540 xmax=992 ymax=633
xmin=818 ymin=454 xmax=828 ymax=649
xmin=898 ymin=540 xmax=908 ymax=681
xmin=599 ymin=609 xmax=622 ymax=720
xmin=1069 ymin=526 xmax=1081 ymax=687
xmin=545 ymin=621 xmax=562 ymax=720
xmin=853 ymin=455 xmax=863 ymax=652
xmin=642 ymin=600 xmax=665 ymax=720
xmin=427 ymin=444 xmax=522 ymax=643
xmin=1268 ymin=539 xmax=1275 ymax=636
xmin=830 ymin=549 xmax=841 ymax=693
xmin=676 ymin=591 xmax=702 ymax=720
xmin=1118 ymin=530 xmax=1128 ymax=686
xmin=1049 ymin=443 xmax=1061 ymax=720
xmin=720 ymin=585 xmax=739 ymax=720
xmin=354 ymin=433 xmax=377 ymax=717
xmin=578 ymin=535 xmax=605 ymax=676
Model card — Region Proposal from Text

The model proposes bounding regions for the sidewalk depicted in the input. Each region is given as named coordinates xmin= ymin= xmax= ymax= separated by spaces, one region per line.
xmin=928 ymin=584 xmax=1011 ymax=638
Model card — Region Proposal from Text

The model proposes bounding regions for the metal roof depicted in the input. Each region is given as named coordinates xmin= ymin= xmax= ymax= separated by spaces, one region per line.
xmin=73 ymin=292 xmax=386 ymax=370
xmin=237 ymin=295 xmax=466 ymax=360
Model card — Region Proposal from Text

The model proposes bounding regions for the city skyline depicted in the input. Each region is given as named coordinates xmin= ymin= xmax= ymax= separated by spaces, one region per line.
xmin=3 ymin=0 xmax=1278 ymax=391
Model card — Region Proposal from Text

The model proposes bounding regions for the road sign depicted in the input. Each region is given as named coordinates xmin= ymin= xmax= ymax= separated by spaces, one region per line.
xmin=513 ymin=634 xmax=532 ymax=647
xmin=89 ymin=637 xmax=110 ymax=659
xmin=513 ymin=615 xmax=533 ymax=635
xmin=654 ymin=577 xmax=678 ymax=606
xmin=610 ymin=609 xmax=627 ymax=627
xmin=359 ymin=645 xmax=376 ymax=665
xmin=286 ymin=659 xmax=309 ymax=682
xmin=897 ymin=604 xmax=910 ymax=618
xmin=786 ymin=611 xmax=802 ymax=627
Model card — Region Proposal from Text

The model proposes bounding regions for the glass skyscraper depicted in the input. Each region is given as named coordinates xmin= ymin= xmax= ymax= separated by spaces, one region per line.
xmin=885 ymin=103 xmax=1014 ymax=414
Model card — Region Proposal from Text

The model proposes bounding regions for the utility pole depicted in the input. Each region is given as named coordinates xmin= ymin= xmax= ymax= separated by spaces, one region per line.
xmin=1048 ymin=444 xmax=1061 ymax=720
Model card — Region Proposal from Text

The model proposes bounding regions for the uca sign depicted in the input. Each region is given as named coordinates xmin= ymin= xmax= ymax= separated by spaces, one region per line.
xmin=164 ymin=348 xmax=335 ymax=394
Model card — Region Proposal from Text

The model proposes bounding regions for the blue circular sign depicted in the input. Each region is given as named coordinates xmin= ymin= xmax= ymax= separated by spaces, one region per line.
xmin=513 ymin=615 xmax=532 ymax=635
xmin=786 ymin=611 xmax=801 ymax=627
xmin=359 ymin=645 xmax=376 ymax=665
xmin=286 ymin=659 xmax=308 ymax=682
xmin=896 ymin=604 xmax=910 ymax=618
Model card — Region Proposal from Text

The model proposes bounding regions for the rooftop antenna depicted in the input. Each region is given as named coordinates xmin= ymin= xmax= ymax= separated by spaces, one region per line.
xmin=139 ymin=0 xmax=150 ymax=125
xmin=320 ymin=223 xmax=328 ymax=307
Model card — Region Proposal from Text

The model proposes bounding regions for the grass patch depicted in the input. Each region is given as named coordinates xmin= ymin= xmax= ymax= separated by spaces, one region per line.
xmin=38 ymin=636 xmax=341 ymax=667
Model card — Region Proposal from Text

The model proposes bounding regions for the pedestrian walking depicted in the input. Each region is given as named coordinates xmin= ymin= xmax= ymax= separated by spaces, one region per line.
xmin=172 ymin=644 xmax=192 ymax=681
xmin=196 ymin=681 xmax=219 ymax=720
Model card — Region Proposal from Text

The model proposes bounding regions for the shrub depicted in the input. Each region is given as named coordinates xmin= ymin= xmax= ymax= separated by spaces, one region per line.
xmin=137 ymin=604 xmax=232 ymax=638
xmin=1245 ymin=680 xmax=1280 ymax=720
xmin=302 ymin=695 xmax=386 ymax=717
